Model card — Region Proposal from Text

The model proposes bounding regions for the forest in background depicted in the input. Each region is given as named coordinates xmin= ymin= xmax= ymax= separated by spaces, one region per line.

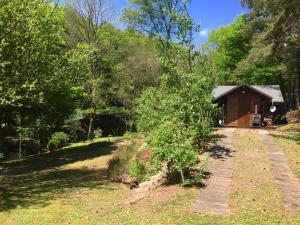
xmin=0 ymin=0 xmax=299 ymax=162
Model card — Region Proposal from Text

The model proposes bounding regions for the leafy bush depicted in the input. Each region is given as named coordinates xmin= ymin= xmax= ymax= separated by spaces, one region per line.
xmin=93 ymin=129 xmax=103 ymax=138
xmin=136 ymin=58 xmax=216 ymax=182
xmin=0 ymin=152 xmax=4 ymax=160
xmin=107 ymin=141 xmax=139 ymax=181
xmin=47 ymin=132 xmax=69 ymax=151
xmin=107 ymin=140 xmax=158 ymax=182
xmin=148 ymin=120 xmax=199 ymax=181
xmin=129 ymin=160 xmax=139 ymax=177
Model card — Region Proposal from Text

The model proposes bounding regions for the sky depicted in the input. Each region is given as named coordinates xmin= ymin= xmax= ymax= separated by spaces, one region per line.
xmin=60 ymin=0 xmax=247 ymax=47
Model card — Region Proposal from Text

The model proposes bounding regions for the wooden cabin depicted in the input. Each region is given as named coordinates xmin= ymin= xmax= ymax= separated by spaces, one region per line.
xmin=213 ymin=84 xmax=285 ymax=127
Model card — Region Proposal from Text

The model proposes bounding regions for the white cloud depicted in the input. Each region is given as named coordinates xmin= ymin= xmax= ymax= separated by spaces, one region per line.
xmin=199 ymin=29 xmax=209 ymax=37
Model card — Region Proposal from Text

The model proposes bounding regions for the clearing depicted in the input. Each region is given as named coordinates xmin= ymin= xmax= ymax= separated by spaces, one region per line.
xmin=0 ymin=127 xmax=300 ymax=225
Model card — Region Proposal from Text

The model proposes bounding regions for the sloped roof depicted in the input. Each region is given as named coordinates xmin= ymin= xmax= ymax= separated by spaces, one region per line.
xmin=213 ymin=85 xmax=284 ymax=103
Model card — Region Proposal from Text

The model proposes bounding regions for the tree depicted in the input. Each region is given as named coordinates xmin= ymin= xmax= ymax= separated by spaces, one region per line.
xmin=136 ymin=55 xmax=215 ymax=181
xmin=122 ymin=0 xmax=215 ymax=181
xmin=65 ymin=3 xmax=162 ymax=135
xmin=0 ymin=0 xmax=77 ymax=156
xmin=241 ymin=0 xmax=300 ymax=108
xmin=206 ymin=15 xmax=251 ymax=84
xmin=205 ymin=6 xmax=297 ymax=108
xmin=122 ymin=0 xmax=198 ymax=61
xmin=66 ymin=0 xmax=116 ymax=138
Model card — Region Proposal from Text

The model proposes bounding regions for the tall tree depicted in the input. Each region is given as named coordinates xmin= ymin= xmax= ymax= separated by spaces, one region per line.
xmin=124 ymin=0 xmax=215 ymax=181
xmin=122 ymin=0 xmax=198 ymax=61
xmin=0 ymin=0 xmax=72 ymax=156
xmin=66 ymin=0 xmax=115 ymax=138
xmin=241 ymin=0 xmax=300 ymax=108
xmin=206 ymin=15 xmax=251 ymax=84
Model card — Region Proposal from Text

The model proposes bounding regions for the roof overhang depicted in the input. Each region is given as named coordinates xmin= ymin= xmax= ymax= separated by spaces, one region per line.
xmin=213 ymin=84 xmax=273 ymax=102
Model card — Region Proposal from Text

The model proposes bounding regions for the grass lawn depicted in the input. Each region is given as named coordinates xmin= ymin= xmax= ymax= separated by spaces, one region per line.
xmin=270 ymin=122 xmax=300 ymax=178
xmin=63 ymin=136 xmax=123 ymax=149
xmin=1 ymin=130 xmax=299 ymax=225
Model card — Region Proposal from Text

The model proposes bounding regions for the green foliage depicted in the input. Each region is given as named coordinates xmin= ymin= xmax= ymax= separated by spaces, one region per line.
xmin=47 ymin=132 xmax=69 ymax=151
xmin=235 ymin=60 xmax=282 ymax=85
xmin=206 ymin=15 xmax=251 ymax=84
xmin=107 ymin=140 xmax=158 ymax=182
xmin=129 ymin=160 xmax=139 ymax=177
xmin=93 ymin=129 xmax=103 ymax=139
xmin=107 ymin=141 xmax=140 ymax=180
xmin=0 ymin=0 xmax=66 ymax=108
xmin=129 ymin=2 xmax=216 ymax=178
xmin=204 ymin=0 xmax=299 ymax=108
xmin=241 ymin=0 xmax=300 ymax=108
xmin=123 ymin=131 xmax=139 ymax=140
xmin=148 ymin=120 xmax=199 ymax=173
xmin=123 ymin=0 xmax=199 ymax=52
xmin=0 ymin=0 xmax=163 ymax=157
xmin=136 ymin=54 xmax=215 ymax=179
xmin=0 ymin=0 xmax=85 ymax=151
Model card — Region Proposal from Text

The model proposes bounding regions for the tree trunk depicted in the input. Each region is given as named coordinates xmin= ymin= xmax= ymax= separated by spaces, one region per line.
xmin=88 ymin=115 xmax=94 ymax=139
xmin=19 ymin=132 xmax=22 ymax=158
xmin=288 ymin=80 xmax=293 ymax=110
xmin=180 ymin=169 xmax=185 ymax=184
xmin=295 ymin=70 xmax=300 ymax=109
xmin=87 ymin=51 xmax=97 ymax=139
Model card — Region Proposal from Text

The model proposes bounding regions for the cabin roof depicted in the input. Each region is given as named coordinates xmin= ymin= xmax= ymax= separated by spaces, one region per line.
xmin=213 ymin=84 xmax=284 ymax=103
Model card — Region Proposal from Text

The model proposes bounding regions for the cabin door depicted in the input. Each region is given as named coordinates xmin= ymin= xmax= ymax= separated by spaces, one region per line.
xmin=238 ymin=97 xmax=251 ymax=127
xmin=226 ymin=97 xmax=238 ymax=126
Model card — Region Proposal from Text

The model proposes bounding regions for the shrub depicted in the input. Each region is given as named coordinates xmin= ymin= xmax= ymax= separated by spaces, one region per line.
xmin=47 ymin=132 xmax=69 ymax=151
xmin=0 ymin=152 xmax=4 ymax=160
xmin=107 ymin=142 xmax=138 ymax=181
xmin=149 ymin=120 xmax=199 ymax=182
xmin=136 ymin=62 xmax=216 ymax=182
xmin=107 ymin=140 xmax=158 ymax=182
xmin=93 ymin=129 xmax=103 ymax=138
xmin=129 ymin=160 xmax=139 ymax=177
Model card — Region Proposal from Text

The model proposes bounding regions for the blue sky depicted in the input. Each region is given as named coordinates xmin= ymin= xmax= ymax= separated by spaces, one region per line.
xmin=60 ymin=0 xmax=247 ymax=46
xmin=189 ymin=0 xmax=247 ymax=46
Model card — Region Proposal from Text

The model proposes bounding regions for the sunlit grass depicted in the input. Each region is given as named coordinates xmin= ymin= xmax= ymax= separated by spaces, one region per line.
xmin=1 ymin=130 xmax=299 ymax=225
xmin=63 ymin=136 xmax=123 ymax=149
xmin=271 ymin=122 xmax=300 ymax=178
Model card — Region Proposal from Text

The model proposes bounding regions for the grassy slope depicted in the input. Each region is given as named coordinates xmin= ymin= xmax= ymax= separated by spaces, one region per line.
xmin=270 ymin=121 xmax=300 ymax=179
xmin=1 ymin=130 xmax=299 ymax=225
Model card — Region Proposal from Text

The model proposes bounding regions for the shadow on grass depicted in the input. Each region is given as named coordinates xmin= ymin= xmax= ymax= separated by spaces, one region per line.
xmin=1 ymin=142 xmax=117 ymax=175
xmin=0 ymin=142 xmax=120 ymax=212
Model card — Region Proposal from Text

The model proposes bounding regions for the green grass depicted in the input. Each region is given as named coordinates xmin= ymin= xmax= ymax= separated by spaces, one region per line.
xmin=63 ymin=136 xmax=123 ymax=149
xmin=228 ymin=130 xmax=288 ymax=225
xmin=1 ymin=130 xmax=299 ymax=225
xmin=271 ymin=123 xmax=300 ymax=178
